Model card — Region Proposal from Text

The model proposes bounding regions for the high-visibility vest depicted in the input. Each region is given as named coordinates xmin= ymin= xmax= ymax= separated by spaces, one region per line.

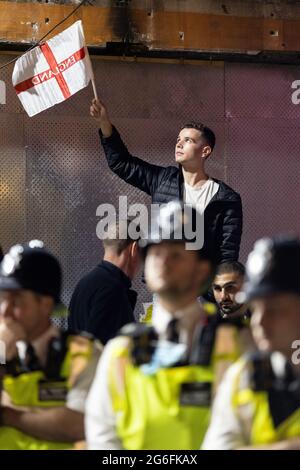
xmin=232 ymin=357 xmax=300 ymax=445
xmin=108 ymin=312 xmax=250 ymax=450
xmin=0 ymin=333 xmax=94 ymax=450
xmin=108 ymin=336 xmax=214 ymax=450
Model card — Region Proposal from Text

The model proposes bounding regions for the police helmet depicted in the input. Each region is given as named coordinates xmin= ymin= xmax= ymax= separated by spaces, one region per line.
xmin=0 ymin=240 xmax=62 ymax=304
xmin=139 ymin=200 xmax=209 ymax=258
xmin=238 ymin=236 xmax=300 ymax=303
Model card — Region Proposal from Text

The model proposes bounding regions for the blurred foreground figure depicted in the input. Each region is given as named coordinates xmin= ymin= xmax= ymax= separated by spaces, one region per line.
xmin=0 ymin=242 xmax=101 ymax=450
xmin=203 ymin=237 xmax=300 ymax=449
xmin=86 ymin=201 xmax=221 ymax=450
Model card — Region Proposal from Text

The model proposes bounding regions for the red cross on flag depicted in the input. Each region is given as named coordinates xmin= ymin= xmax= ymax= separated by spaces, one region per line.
xmin=12 ymin=21 xmax=94 ymax=117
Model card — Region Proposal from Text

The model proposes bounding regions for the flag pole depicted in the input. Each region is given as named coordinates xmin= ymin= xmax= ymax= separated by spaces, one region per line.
xmin=84 ymin=43 xmax=98 ymax=100
xmin=91 ymin=78 xmax=98 ymax=101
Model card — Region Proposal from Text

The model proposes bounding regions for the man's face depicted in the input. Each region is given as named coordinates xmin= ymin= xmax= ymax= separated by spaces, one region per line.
xmin=250 ymin=293 xmax=300 ymax=355
xmin=175 ymin=128 xmax=210 ymax=166
xmin=145 ymin=242 xmax=209 ymax=299
xmin=213 ymin=271 xmax=244 ymax=317
xmin=0 ymin=289 xmax=49 ymax=340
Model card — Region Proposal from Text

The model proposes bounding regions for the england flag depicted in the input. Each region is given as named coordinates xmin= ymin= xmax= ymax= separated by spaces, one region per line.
xmin=12 ymin=21 xmax=93 ymax=117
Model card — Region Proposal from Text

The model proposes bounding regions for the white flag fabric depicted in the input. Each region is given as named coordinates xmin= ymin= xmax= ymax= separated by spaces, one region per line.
xmin=12 ymin=21 xmax=92 ymax=117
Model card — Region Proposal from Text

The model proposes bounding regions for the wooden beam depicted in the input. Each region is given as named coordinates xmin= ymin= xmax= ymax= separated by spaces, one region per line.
xmin=0 ymin=3 xmax=113 ymax=44
xmin=0 ymin=2 xmax=299 ymax=53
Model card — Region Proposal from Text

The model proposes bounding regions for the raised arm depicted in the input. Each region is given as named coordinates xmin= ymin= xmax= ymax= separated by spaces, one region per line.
xmin=90 ymin=97 xmax=113 ymax=138
xmin=90 ymin=98 xmax=167 ymax=196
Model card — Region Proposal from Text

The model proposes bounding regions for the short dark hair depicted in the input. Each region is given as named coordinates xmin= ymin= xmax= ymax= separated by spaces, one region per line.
xmin=102 ymin=218 xmax=141 ymax=256
xmin=215 ymin=261 xmax=245 ymax=278
xmin=181 ymin=122 xmax=216 ymax=152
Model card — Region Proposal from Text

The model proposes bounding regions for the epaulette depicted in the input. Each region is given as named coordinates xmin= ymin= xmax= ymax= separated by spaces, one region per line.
xmin=45 ymin=330 xmax=96 ymax=378
xmin=189 ymin=311 xmax=219 ymax=366
xmin=247 ymin=351 xmax=275 ymax=391
xmin=44 ymin=330 xmax=70 ymax=379
xmin=247 ymin=352 xmax=300 ymax=427
xmin=66 ymin=333 xmax=99 ymax=387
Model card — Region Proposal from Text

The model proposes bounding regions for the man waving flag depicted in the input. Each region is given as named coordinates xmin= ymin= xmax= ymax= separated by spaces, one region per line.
xmin=12 ymin=20 xmax=95 ymax=117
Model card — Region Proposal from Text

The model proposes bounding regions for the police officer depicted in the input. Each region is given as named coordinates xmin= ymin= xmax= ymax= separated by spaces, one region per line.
xmin=85 ymin=201 xmax=220 ymax=450
xmin=203 ymin=236 xmax=300 ymax=449
xmin=0 ymin=241 xmax=102 ymax=450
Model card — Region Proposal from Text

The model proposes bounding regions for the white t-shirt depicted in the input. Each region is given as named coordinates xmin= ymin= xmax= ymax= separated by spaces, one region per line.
xmin=184 ymin=178 xmax=219 ymax=213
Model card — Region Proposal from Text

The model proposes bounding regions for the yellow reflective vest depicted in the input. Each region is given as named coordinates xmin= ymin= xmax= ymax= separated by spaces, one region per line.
xmin=0 ymin=333 xmax=94 ymax=450
xmin=232 ymin=357 xmax=300 ymax=445
xmin=108 ymin=334 xmax=214 ymax=450
xmin=107 ymin=313 xmax=251 ymax=450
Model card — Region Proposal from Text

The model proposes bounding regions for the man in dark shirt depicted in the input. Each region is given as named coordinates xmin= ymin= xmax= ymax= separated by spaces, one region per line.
xmin=68 ymin=220 xmax=141 ymax=344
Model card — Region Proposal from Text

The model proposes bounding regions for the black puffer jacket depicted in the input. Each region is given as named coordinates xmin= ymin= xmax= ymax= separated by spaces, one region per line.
xmin=100 ymin=127 xmax=243 ymax=264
